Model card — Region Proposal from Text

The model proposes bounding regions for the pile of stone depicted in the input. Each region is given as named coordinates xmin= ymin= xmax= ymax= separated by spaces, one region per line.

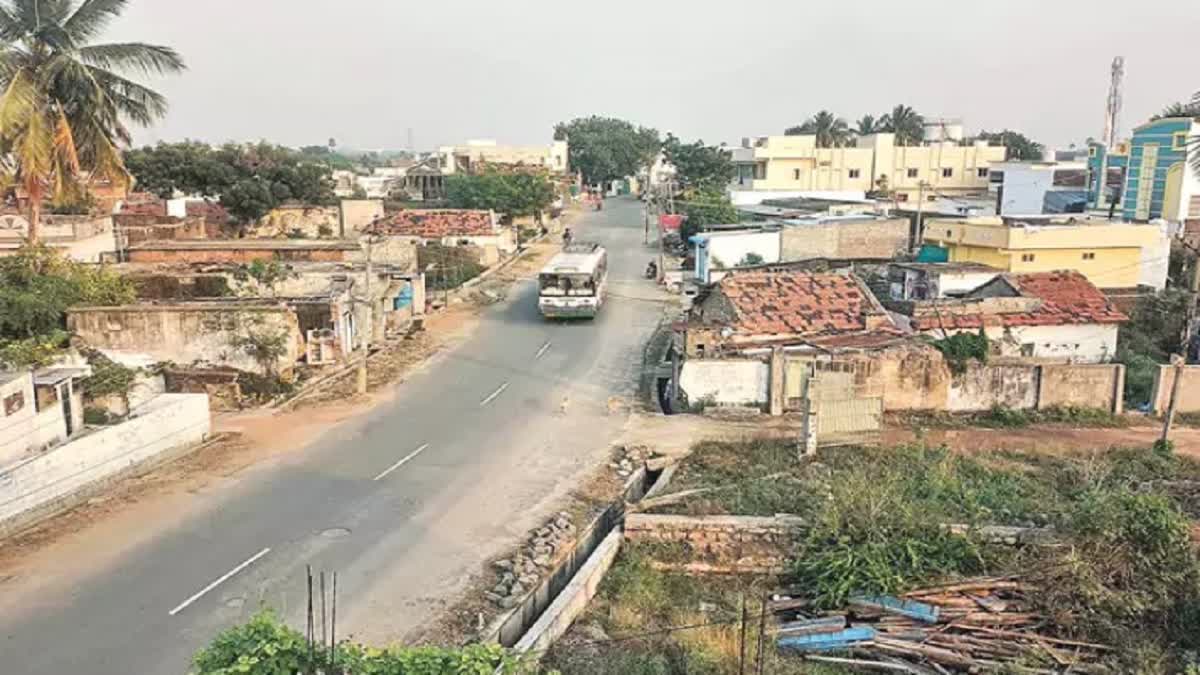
xmin=609 ymin=445 xmax=649 ymax=479
xmin=486 ymin=511 xmax=577 ymax=608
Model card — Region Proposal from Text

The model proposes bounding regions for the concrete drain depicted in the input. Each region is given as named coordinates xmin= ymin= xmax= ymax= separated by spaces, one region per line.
xmin=321 ymin=527 xmax=352 ymax=539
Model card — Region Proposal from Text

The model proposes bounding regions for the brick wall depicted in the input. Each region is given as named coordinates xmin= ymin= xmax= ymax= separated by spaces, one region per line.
xmin=780 ymin=218 xmax=908 ymax=262
xmin=1151 ymin=365 xmax=1200 ymax=415
xmin=623 ymin=513 xmax=803 ymax=574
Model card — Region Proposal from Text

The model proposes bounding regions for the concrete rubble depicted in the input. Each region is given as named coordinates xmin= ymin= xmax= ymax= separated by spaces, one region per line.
xmin=487 ymin=511 xmax=578 ymax=608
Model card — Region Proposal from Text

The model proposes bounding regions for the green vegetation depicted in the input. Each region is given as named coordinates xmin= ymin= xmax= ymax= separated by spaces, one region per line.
xmin=678 ymin=188 xmax=739 ymax=243
xmin=193 ymin=610 xmax=522 ymax=674
xmin=661 ymin=133 xmax=734 ymax=190
xmin=233 ymin=258 xmax=293 ymax=296
xmin=1116 ymin=287 xmax=1188 ymax=407
xmin=543 ymin=548 xmax=829 ymax=675
xmin=124 ymin=141 xmax=338 ymax=224
xmin=646 ymin=438 xmax=1200 ymax=671
xmin=0 ymin=0 xmax=185 ymax=242
xmin=975 ymin=129 xmax=1045 ymax=161
xmin=930 ymin=330 xmax=989 ymax=375
xmin=553 ymin=116 xmax=660 ymax=185
xmin=444 ymin=169 xmax=555 ymax=218
xmin=230 ymin=326 xmax=290 ymax=376
xmin=418 ymin=244 xmax=486 ymax=292
xmin=786 ymin=110 xmax=851 ymax=148
xmin=901 ymin=405 xmax=1129 ymax=430
xmin=0 ymin=246 xmax=134 ymax=367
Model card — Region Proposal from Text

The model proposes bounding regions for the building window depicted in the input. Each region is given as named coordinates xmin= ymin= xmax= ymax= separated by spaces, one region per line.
xmin=927 ymin=195 xmax=936 ymax=202
xmin=793 ymin=169 xmax=802 ymax=180
xmin=1173 ymin=132 xmax=1188 ymax=151
xmin=1082 ymin=252 xmax=1095 ymax=260
xmin=941 ymin=168 xmax=954 ymax=178
xmin=1088 ymin=146 xmax=1097 ymax=157
xmin=977 ymin=168 xmax=989 ymax=178
xmin=906 ymin=168 xmax=919 ymax=178
xmin=896 ymin=193 xmax=909 ymax=202
xmin=848 ymin=169 xmax=861 ymax=179
xmin=1021 ymin=253 xmax=1035 ymax=262
xmin=946 ymin=229 xmax=953 ymax=237
xmin=3 ymin=391 xmax=23 ymax=416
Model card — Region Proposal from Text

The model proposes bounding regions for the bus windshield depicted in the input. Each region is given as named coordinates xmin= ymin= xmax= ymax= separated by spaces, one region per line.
xmin=539 ymin=273 xmax=595 ymax=296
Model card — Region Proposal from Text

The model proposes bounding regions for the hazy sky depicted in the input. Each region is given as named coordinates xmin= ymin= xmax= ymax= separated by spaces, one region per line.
xmin=111 ymin=0 xmax=1198 ymax=152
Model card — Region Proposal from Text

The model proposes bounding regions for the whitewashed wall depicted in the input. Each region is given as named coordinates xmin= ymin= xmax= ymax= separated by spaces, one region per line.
xmin=679 ymin=360 xmax=769 ymax=407
xmin=0 ymin=394 xmax=210 ymax=529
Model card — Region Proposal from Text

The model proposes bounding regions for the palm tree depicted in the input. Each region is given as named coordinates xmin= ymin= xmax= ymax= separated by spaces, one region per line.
xmin=1152 ymin=100 xmax=1200 ymax=121
xmin=785 ymin=110 xmax=851 ymax=148
xmin=879 ymin=104 xmax=925 ymax=146
xmin=855 ymin=114 xmax=880 ymax=136
xmin=0 ymin=0 xmax=184 ymax=243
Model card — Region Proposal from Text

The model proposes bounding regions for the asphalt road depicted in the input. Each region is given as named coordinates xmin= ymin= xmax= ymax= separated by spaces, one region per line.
xmin=0 ymin=197 xmax=666 ymax=674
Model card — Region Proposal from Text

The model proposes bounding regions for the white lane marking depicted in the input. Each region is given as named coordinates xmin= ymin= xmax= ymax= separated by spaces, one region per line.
xmin=169 ymin=547 xmax=271 ymax=616
xmin=480 ymin=382 xmax=510 ymax=407
xmin=373 ymin=443 xmax=430 ymax=481
xmin=535 ymin=341 xmax=551 ymax=360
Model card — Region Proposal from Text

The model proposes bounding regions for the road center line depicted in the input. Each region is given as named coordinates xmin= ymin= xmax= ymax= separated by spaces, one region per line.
xmin=373 ymin=443 xmax=430 ymax=481
xmin=168 ymin=547 xmax=271 ymax=616
xmin=479 ymin=382 xmax=510 ymax=407
xmin=535 ymin=341 xmax=552 ymax=360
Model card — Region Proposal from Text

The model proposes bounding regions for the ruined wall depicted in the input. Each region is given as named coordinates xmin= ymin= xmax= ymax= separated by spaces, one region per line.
xmin=1039 ymin=364 xmax=1124 ymax=413
xmin=253 ymin=205 xmax=340 ymax=238
xmin=68 ymin=305 xmax=303 ymax=376
xmin=1151 ymin=365 xmax=1200 ymax=415
xmin=779 ymin=346 xmax=1121 ymax=414
xmin=947 ymin=363 xmax=1038 ymax=411
xmin=118 ymin=217 xmax=215 ymax=245
xmin=164 ymin=368 xmax=242 ymax=411
xmin=127 ymin=245 xmax=354 ymax=264
xmin=623 ymin=513 xmax=802 ymax=574
xmin=341 ymin=199 xmax=385 ymax=233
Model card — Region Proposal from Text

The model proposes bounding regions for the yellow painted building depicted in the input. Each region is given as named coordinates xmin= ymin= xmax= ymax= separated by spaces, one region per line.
xmin=922 ymin=217 xmax=1170 ymax=290
xmin=749 ymin=133 xmax=1006 ymax=200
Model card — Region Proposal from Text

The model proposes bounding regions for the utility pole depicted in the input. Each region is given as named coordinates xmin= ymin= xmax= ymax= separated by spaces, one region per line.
xmin=913 ymin=181 xmax=927 ymax=254
xmin=357 ymin=235 xmax=376 ymax=395
xmin=1162 ymin=255 xmax=1200 ymax=443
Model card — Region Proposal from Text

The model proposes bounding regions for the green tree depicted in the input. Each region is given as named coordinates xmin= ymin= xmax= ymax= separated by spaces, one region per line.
xmin=553 ymin=116 xmax=660 ymax=185
xmin=222 ymin=178 xmax=276 ymax=224
xmin=0 ymin=0 xmax=185 ymax=243
xmin=976 ymin=129 xmax=1045 ymax=161
xmin=786 ymin=110 xmax=851 ymax=148
xmin=661 ymin=133 xmax=733 ymax=190
xmin=0 ymin=245 xmax=133 ymax=365
xmin=855 ymin=114 xmax=881 ymax=136
xmin=445 ymin=170 xmax=554 ymax=217
xmin=679 ymin=187 xmax=738 ymax=242
xmin=879 ymin=104 xmax=924 ymax=145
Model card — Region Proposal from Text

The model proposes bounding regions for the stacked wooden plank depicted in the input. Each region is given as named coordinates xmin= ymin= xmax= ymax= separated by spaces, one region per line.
xmin=772 ymin=576 xmax=1112 ymax=673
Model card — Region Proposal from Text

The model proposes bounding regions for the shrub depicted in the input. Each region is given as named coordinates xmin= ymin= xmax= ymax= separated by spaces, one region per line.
xmin=931 ymin=331 xmax=989 ymax=375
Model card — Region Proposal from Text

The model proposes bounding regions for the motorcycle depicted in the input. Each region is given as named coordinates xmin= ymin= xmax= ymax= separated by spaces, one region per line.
xmin=644 ymin=261 xmax=658 ymax=279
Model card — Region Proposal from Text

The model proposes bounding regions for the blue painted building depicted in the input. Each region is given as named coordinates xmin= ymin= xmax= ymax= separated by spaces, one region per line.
xmin=1087 ymin=140 xmax=1129 ymax=210
xmin=1121 ymin=117 xmax=1199 ymax=222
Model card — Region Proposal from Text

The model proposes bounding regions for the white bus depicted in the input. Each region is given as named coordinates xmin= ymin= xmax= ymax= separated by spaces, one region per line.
xmin=538 ymin=242 xmax=608 ymax=319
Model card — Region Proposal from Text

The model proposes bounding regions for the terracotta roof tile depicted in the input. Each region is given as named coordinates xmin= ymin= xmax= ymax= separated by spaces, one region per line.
xmin=718 ymin=271 xmax=888 ymax=337
xmin=912 ymin=271 xmax=1128 ymax=330
xmin=369 ymin=209 xmax=494 ymax=238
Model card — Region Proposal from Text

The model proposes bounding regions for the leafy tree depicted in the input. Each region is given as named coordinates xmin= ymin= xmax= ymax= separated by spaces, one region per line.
xmin=879 ymin=104 xmax=924 ymax=146
xmin=0 ymin=0 xmax=185 ymax=243
xmin=738 ymin=252 xmax=764 ymax=266
xmin=785 ymin=110 xmax=851 ymax=148
xmin=679 ymin=187 xmax=738 ymax=242
xmin=222 ymin=178 xmax=276 ymax=224
xmin=445 ymin=170 xmax=554 ymax=217
xmin=855 ymin=114 xmax=881 ymax=136
xmin=661 ymin=133 xmax=733 ymax=190
xmin=976 ymin=129 xmax=1045 ymax=161
xmin=1152 ymin=101 xmax=1200 ymax=121
xmin=553 ymin=116 xmax=660 ymax=185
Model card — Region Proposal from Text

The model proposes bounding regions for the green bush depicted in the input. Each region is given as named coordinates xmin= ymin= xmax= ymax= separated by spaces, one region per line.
xmin=931 ymin=331 xmax=989 ymax=375
xmin=193 ymin=610 xmax=521 ymax=675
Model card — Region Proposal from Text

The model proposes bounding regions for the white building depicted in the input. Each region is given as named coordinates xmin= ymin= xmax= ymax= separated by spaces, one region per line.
xmin=988 ymin=161 xmax=1089 ymax=216
xmin=692 ymin=229 xmax=781 ymax=284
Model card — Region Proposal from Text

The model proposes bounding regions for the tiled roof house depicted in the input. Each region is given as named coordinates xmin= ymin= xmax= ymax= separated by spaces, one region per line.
xmin=369 ymin=209 xmax=496 ymax=239
xmin=685 ymin=270 xmax=899 ymax=354
xmin=909 ymin=270 xmax=1127 ymax=363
